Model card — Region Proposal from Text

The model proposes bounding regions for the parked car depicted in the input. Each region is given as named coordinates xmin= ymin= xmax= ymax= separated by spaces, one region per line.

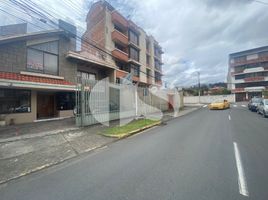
xmin=257 ymin=99 xmax=268 ymax=118
xmin=209 ymin=99 xmax=230 ymax=110
xmin=248 ymin=97 xmax=262 ymax=112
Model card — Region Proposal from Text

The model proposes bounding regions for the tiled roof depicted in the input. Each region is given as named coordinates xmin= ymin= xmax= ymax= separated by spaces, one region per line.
xmin=0 ymin=72 xmax=75 ymax=86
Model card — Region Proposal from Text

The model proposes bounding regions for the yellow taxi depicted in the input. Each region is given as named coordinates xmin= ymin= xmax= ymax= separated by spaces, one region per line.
xmin=208 ymin=99 xmax=230 ymax=110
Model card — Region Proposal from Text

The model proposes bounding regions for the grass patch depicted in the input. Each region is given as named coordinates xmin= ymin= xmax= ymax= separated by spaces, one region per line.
xmin=102 ymin=119 xmax=160 ymax=138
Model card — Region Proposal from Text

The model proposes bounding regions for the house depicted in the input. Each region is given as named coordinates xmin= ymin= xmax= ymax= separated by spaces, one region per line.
xmin=0 ymin=22 xmax=77 ymax=125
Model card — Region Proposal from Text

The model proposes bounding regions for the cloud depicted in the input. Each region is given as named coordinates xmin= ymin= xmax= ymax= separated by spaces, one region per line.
xmin=2 ymin=0 xmax=268 ymax=87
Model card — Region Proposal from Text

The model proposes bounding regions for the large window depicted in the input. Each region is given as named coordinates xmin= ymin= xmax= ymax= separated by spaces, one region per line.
xmin=56 ymin=92 xmax=75 ymax=111
xmin=77 ymin=71 xmax=96 ymax=83
xmin=27 ymin=41 xmax=59 ymax=75
xmin=130 ymin=64 xmax=140 ymax=77
xmin=129 ymin=47 xmax=139 ymax=61
xmin=129 ymin=30 xmax=139 ymax=45
xmin=0 ymin=89 xmax=31 ymax=114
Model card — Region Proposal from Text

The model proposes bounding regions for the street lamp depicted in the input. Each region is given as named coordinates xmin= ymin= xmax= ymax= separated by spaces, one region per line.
xmin=196 ymin=72 xmax=201 ymax=104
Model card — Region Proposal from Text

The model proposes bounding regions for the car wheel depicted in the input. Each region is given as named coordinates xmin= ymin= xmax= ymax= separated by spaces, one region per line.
xmin=264 ymin=111 xmax=267 ymax=118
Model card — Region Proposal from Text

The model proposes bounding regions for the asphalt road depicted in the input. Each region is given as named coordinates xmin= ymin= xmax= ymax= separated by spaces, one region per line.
xmin=1 ymin=103 xmax=268 ymax=200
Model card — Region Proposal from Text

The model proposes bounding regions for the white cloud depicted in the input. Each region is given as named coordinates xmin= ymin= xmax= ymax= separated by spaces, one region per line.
xmin=2 ymin=0 xmax=268 ymax=86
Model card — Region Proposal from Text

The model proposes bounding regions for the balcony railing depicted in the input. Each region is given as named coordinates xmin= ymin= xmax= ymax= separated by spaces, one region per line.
xmin=112 ymin=30 xmax=128 ymax=46
xmin=244 ymin=76 xmax=265 ymax=82
xmin=111 ymin=11 xmax=128 ymax=28
xmin=112 ymin=49 xmax=129 ymax=62
xmin=230 ymin=56 xmax=268 ymax=67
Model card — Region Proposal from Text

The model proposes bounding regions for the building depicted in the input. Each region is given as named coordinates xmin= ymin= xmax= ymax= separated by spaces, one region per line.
xmin=81 ymin=0 xmax=164 ymax=86
xmin=0 ymin=22 xmax=77 ymax=125
xmin=228 ymin=46 xmax=268 ymax=102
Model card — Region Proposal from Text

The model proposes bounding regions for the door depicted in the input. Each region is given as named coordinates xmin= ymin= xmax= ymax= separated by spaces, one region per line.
xmin=37 ymin=93 xmax=55 ymax=119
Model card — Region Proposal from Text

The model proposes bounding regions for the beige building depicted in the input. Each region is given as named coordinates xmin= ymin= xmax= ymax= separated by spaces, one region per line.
xmin=81 ymin=0 xmax=164 ymax=86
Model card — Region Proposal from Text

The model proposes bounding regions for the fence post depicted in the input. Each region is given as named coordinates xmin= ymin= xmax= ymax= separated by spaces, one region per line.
xmin=81 ymin=82 xmax=85 ymax=127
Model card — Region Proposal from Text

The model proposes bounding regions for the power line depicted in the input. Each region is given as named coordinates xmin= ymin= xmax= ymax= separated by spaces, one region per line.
xmin=6 ymin=0 xmax=166 ymax=83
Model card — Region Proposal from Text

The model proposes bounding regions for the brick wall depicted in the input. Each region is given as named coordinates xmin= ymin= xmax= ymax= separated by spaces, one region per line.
xmin=82 ymin=3 xmax=106 ymax=55
xmin=0 ymin=41 xmax=27 ymax=73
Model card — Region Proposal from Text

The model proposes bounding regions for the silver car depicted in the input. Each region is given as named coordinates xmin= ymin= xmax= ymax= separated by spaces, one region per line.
xmin=257 ymin=99 xmax=268 ymax=118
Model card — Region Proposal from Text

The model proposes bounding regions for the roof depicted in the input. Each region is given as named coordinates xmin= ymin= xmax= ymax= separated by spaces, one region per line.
xmin=0 ymin=71 xmax=75 ymax=86
xmin=0 ymin=29 xmax=65 ymax=45
xmin=229 ymin=45 xmax=268 ymax=58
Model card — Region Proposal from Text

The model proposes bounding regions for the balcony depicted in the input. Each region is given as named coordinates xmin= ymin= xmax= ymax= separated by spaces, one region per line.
xmin=112 ymin=30 xmax=128 ymax=46
xmin=155 ymin=80 xmax=162 ymax=86
xmin=147 ymin=77 xmax=152 ymax=85
xmin=112 ymin=49 xmax=129 ymax=62
xmin=111 ymin=11 xmax=128 ymax=29
xmin=244 ymin=76 xmax=265 ymax=82
xmin=230 ymin=56 xmax=268 ymax=67
xmin=115 ymin=69 xmax=140 ymax=82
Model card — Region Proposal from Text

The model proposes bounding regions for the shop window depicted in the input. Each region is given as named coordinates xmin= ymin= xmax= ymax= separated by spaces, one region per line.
xmin=0 ymin=89 xmax=31 ymax=114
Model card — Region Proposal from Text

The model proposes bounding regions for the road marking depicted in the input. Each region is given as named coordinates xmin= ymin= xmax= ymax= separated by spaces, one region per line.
xmin=233 ymin=142 xmax=249 ymax=197
xmin=228 ymin=115 xmax=231 ymax=120
xmin=203 ymin=105 xmax=207 ymax=108
xmin=241 ymin=105 xmax=246 ymax=108
xmin=233 ymin=105 xmax=237 ymax=107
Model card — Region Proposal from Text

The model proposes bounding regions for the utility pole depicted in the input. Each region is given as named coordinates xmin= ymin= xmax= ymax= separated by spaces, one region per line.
xmin=197 ymin=72 xmax=201 ymax=104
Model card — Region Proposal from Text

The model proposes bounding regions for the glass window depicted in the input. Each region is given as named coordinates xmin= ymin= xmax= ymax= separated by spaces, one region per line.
xmin=129 ymin=47 xmax=139 ymax=61
xmin=44 ymin=53 xmax=58 ymax=75
xmin=77 ymin=71 xmax=96 ymax=83
xmin=27 ymin=49 xmax=44 ymax=71
xmin=27 ymin=41 xmax=59 ymax=75
xmin=130 ymin=64 xmax=140 ymax=77
xmin=129 ymin=30 xmax=139 ymax=45
xmin=56 ymin=92 xmax=75 ymax=110
xmin=0 ymin=89 xmax=31 ymax=114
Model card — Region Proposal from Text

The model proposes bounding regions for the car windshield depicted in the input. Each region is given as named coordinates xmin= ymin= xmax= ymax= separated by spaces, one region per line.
xmin=252 ymin=98 xmax=262 ymax=103
xmin=264 ymin=100 xmax=268 ymax=105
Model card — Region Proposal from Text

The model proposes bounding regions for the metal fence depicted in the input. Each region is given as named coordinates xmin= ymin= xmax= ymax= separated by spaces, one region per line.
xmin=75 ymin=78 xmax=181 ymax=127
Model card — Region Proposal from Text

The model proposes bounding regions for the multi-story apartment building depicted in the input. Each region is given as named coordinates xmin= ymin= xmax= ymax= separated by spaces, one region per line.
xmin=81 ymin=0 xmax=164 ymax=86
xmin=228 ymin=46 xmax=268 ymax=102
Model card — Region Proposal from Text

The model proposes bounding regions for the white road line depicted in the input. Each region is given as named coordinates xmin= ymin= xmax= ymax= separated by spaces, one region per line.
xmin=241 ymin=105 xmax=246 ymax=108
xmin=203 ymin=105 xmax=207 ymax=108
xmin=233 ymin=142 xmax=249 ymax=197
xmin=233 ymin=105 xmax=237 ymax=107
xmin=228 ymin=115 xmax=231 ymax=121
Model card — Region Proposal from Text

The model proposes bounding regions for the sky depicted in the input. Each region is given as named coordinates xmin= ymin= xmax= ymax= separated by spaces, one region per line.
xmin=1 ymin=0 xmax=268 ymax=87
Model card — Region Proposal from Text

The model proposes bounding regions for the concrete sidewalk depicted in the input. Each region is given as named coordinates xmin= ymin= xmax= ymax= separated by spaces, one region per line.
xmin=0 ymin=106 xmax=201 ymax=184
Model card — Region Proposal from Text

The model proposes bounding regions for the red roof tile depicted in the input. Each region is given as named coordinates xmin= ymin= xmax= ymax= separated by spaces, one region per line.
xmin=0 ymin=72 xmax=75 ymax=86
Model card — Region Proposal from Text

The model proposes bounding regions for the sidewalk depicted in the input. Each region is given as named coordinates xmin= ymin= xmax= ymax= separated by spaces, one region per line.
xmin=0 ymin=106 xmax=200 ymax=184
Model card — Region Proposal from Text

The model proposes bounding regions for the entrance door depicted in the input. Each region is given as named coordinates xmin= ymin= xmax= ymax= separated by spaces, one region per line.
xmin=37 ymin=92 xmax=55 ymax=119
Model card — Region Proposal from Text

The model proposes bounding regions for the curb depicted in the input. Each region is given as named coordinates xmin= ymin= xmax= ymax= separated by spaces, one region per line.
xmin=0 ymin=107 xmax=200 ymax=185
xmin=101 ymin=121 xmax=161 ymax=138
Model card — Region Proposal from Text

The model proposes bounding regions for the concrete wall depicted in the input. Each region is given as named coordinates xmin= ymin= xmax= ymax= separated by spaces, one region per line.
xmin=184 ymin=94 xmax=235 ymax=104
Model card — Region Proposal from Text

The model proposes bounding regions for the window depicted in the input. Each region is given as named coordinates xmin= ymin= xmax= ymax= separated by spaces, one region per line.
xmin=129 ymin=47 xmax=139 ymax=61
xmin=56 ymin=92 xmax=75 ymax=110
xmin=146 ymin=55 xmax=150 ymax=65
xmin=146 ymin=69 xmax=151 ymax=78
xmin=114 ymin=25 xmax=126 ymax=35
xmin=129 ymin=30 xmax=139 ymax=45
xmin=115 ymin=43 xmax=127 ymax=53
xmin=27 ymin=41 xmax=59 ymax=75
xmin=130 ymin=64 xmax=140 ymax=77
xmin=155 ymin=71 xmax=162 ymax=82
xmin=0 ymin=89 xmax=31 ymax=114
xmin=116 ymin=61 xmax=130 ymax=72
xmin=77 ymin=71 xmax=96 ymax=83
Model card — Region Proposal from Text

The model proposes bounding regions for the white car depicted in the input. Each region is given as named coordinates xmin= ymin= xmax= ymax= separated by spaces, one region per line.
xmin=257 ymin=99 xmax=268 ymax=118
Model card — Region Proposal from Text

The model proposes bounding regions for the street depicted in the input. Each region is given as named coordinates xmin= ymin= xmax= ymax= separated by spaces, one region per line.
xmin=1 ymin=104 xmax=268 ymax=200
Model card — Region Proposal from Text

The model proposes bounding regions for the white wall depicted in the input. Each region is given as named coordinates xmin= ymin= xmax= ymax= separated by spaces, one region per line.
xmin=184 ymin=94 xmax=235 ymax=104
